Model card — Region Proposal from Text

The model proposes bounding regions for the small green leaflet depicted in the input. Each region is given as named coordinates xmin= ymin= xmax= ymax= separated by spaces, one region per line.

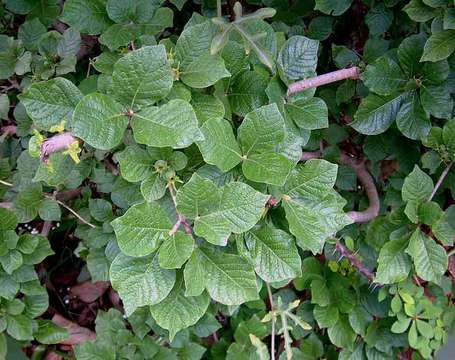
xmin=176 ymin=174 xmax=269 ymax=246
xmin=375 ymin=237 xmax=412 ymax=284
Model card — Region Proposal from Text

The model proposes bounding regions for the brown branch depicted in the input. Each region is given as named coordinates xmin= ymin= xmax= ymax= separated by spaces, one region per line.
xmin=428 ymin=161 xmax=453 ymax=202
xmin=287 ymin=67 xmax=360 ymax=95
xmin=1 ymin=125 xmax=16 ymax=137
xmin=40 ymin=132 xmax=78 ymax=162
xmin=300 ymin=151 xmax=380 ymax=223
xmin=335 ymin=241 xmax=375 ymax=282
xmin=168 ymin=182 xmax=192 ymax=235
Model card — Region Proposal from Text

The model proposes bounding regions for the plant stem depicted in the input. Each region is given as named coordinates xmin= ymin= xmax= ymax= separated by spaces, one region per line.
xmin=216 ymin=0 xmax=222 ymax=17
xmin=428 ymin=161 xmax=453 ymax=202
xmin=447 ymin=248 xmax=455 ymax=257
xmin=266 ymin=283 xmax=276 ymax=360
xmin=0 ymin=179 xmax=13 ymax=187
xmin=335 ymin=241 xmax=375 ymax=282
xmin=54 ymin=198 xmax=96 ymax=228
xmin=280 ymin=312 xmax=292 ymax=360
xmin=287 ymin=66 xmax=360 ymax=95
xmin=168 ymin=182 xmax=192 ymax=235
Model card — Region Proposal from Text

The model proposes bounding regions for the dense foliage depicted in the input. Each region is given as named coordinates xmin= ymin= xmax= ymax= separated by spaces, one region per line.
xmin=0 ymin=0 xmax=454 ymax=359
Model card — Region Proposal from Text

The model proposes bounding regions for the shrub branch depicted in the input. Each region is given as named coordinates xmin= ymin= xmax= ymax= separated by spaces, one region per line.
xmin=287 ymin=66 xmax=360 ymax=95
xmin=428 ymin=161 xmax=453 ymax=202
xmin=335 ymin=241 xmax=375 ymax=282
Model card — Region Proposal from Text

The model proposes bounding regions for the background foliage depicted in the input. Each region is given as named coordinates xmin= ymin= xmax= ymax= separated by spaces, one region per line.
xmin=0 ymin=0 xmax=454 ymax=359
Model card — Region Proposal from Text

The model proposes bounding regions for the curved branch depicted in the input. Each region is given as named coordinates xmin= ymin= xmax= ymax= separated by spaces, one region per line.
xmin=428 ymin=161 xmax=453 ymax=202
xmin=287 ymin=67 xmax=360 ymax=95
xmin=300 ymin=151 xmax=380 ymax=223
xmin=40 ymin=132 xmax=78 ymax=162
xmin=335 ymin=241 xmax=375 ymax=282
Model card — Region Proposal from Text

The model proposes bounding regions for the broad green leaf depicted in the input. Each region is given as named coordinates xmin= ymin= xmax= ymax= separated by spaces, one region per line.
xmin=158 ymin=232 xmax=194 ymax=269
xmin=420 ymin=84 xmax=453 ymax=119
xmin=396 ymin=93 xmax=431 ymax=140
xmin=111 ymin=201 xmax=172 ymax=257
xmin=19 ymin=77 xmax=83 ymax=130
xmin=116 ymin=145 xmax=155 ymax=183
xmin=75 ymin=341 xmax=116 ymax=360
xmin=197 ymin=118 xmax=242 ymax=172
xmin=348 ymin=306 xmax=372 ymax=337
xmin=244 ymin=224 xmax=302 ymax=282
xmin=284 ymin=97 xmax=329 ymax=130
xmin=150 ymin=274 xmax=210 ymax=340
xmin=13 ymin=184 xmax=42 ymax=223
xmin=191 ymin=92 xmax=225 ymax=123
xmin=140 ymin=174 xmax=167 ymax=202
xmin=132 ymin=99 xmax=203 ymax=149
xmin=242 ymin=152 xmax=293 ymax=186
xmin=176 ymin=174 xmax=269 ymax=246
xmin=277 ymin=36 xmax=319 ymax=82
xmin=365 ymin=4 xmax=393 ymax=35
xmin=189 ymin=246 xmax=259 ymax=305
xmin=180 ymin=54 xmax=230 ymax=89
xmin=88 ymin=199 xmax=113 ymax=223
xmin=0 ymin=94 xmax=9 ymax=119
xmin=61 ymin=0 xmax=113 ymax=35
xmin=397 ymin=34 xmax=426 ymax=77
xmin=433 ymin=205 xmax=455 ymax=246
xmin=403 ymin=0 xmax=438 ymax=22
xmin=106 ymin=0 xmax=163 ymax=24
xmin=112 ymin=45 xmax=173 ymax=108
xmin=352 ymin=93 xmax=405 ymax=135
xmin=228 ymin=70 xmax=268 ymax=117
xmin=17 ymin=19 xmax=47 ymax=52
xmin=282 ymin=160 xmax=351 ymax=254
xmin=183 ymin=251 xmax=206 ymax=297
xmin=361 ymin=57 xmax=407 ymax=96
xmin=314 ymin=304 xmax=339 ymax=328
xmin=391 ymin=318 xmax=412 ymax=333
xmin=0 ymin=250 xmax=23 ymax=274
xmin=72 ymin=93 xmax=128 ymax=150
xmin=402 ymin=165 xmax=434 ymax=203
xmin=57 ymin=28 xmax=81 ymax=58
xmin=6 ymin=314 xmax=33 ymax=340
xmin=375 ymin=237 xmax=411 ymax=284
xmin=421 ymin=30 xmax=455 ymax=62
xmin=99 ymin=24 xmax=135 ymax=51
xmin=315 ymin=0 xmax=353 ymax=16
xmin=22 ymin=235 xmax=53 ymax=265
xmin=327 ymin=316 xmax=356 ymax=351
xmin=34 ymin=320 xmax=69 ymax=344
xmin=406 ymin=229 xmax=448 ymax=283
xmin=0 ymin=208 xmax=18 ymax=231
xmin=110 ymin=252 xmax=176 ymax=315
xmin=38 ymin=198 xmax=61 ymax=221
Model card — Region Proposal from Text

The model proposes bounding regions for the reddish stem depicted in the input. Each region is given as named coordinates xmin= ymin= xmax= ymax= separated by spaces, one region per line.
xmin=335 ymin=241 xmax=375 ymax=282
xmin=1 ymin=125 xmax=16 ymax=136
xmin=40 ymin=132 xmax=78 ymax=162
xmin=287 ymin=67 xmax=360 ymax=95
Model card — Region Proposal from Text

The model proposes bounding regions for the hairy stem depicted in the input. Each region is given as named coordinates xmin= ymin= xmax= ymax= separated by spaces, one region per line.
xmin=287 ymin=67 xmax=360 ymax=95
xmin=217 ymin=0 xmax=222 ymax=17
xmin=428 ymin=161 xmax=453 ymax=202
xmin=41 ymin=132 xmax=78 ymax=162
xmin=266 ymin=283 xmax=276 ymax=360
xmin=300 ymin=151 xmax=380 ymax=223
xmin=335 ymin=241 xmax=375 ymax=282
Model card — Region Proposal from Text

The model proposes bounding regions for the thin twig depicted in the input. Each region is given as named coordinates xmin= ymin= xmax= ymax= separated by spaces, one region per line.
xmin=266 ymin=283 xmax=276 ymax=360
xmin=335 ymin=241 xmax=375 ymax=282
xmin=216 ymin=0 xmax=222 ymax=17
xmin=428 ymin=161 xmax=453 ymax=202
xmin=0 ymin=179 xmax=13 ymax=187
xmin=300 ymin=151 xmax=321 ymax=161
xmin=55 ymin=199 xmax=96 ymax=228
xmin=287 ymin=66 xmax=360 ymax=95
xmin=447 ymin=248 xmax=455 ymax=257
xmin=41 ymin=221 xmax=53 ymax=236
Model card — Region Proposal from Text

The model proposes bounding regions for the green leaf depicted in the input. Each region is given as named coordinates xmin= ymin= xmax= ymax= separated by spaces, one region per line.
xmin=38 ymin=198 xmax=61 ymax=221
xmin=110 ymin=252 xmax=176 ymax=315
xmin=19 ymin=77 xmax=83 ymax=131
xmin=88 ymin=199 xmax=113 ymax=223
xmin=180 ymin=54 xmax=230 ymax=89
xmin=397 ymin=34 xmax=426 ymax=77
xmin=112 ymin=45 xmax=173 ymax=109
xmin=18 ymin=19 xmax=47 ymax=52
xmin=351 ymin=93 xmax=405 ymax=135
xmin=406 ymin=229 xmax=448 ymax=283
xmin=72 ymin=93 xmax=128 ymax=150
xmin=285 ymin=97 xmax=329 ymax=130
xmin=244 ymin=224 xmax=302 ymax=283
xmin=132 ymin=99 xmax=203 ymax=149
xmin=315 ymin=0 xmax=353 ymax=16
xmin=186 ymin=246 xmax=259 ymax=305
xmin=403 ymin=0 xmax=438 ymax=22
xmin=0 ymin=208 xmax=18 ymax=231
xmin=197 ymin=118 xmax=242 ymax=172
xmin=150 ymin=274 xmax=210 ymax=340
xmin=314 ymin=305 xmax=339 ymax=328
xmin=141 ymin=174 xmax=167 ymax=202
xmin=106 ymin=0 xmax=162 ymax=24
xmin=176 ymin=174 xmax=269 ymax=246
xmin=361 ymin=57 xmax=407 ymax=96
xmin=75 ymin=341 xmax=116 ymax=360
xmin=111 ymin=201 xmax=172 ymax=257
xmin=375 ymin=237 xmax=411 ymax=284
xmin=396 ymin=93 xmax=431 ymax=140
xmin=34 ymin=320 xmax=69 ymax=344
xmin=416 ymin=319 xmax=434 ymax=339
xmin=365 ymin=4 xmax=393 ymax=35
xmin=158 ymin=232 xmax=194 ymax=269
xmin=6 ymin=314 xmax=33 ymax=340
xmin=116 ymin=145 xmax=155 ymax=183
xmin=421 ymin=30 xmax=455 ymax=62
xmin=228 ymin=70 xmax=268 ymax=117
xmin=242 ymin=152 xmax=293 ymax=187
xmin=327 ymin=316 xmax=356 ymax=351
xmin=391 ymin=318 xmax=411 ymax=333
xmin=277 ymin=36 xmax=319 ymax=82
xmin=282 ymin=160 xmax=351 ymax=254
xmin=0 ymin=94 xmax=9 ymax=120
xmin=13 ymin=184 xmax=42 ymax=223
xmin=191 ymin=92 xmax=225 ymax=123
xmin=420 ymin=84 xmax=453 ymax=119
xmin=402 ymin=165 xmax=434 ymax=203
xmin=61 ymin=0 xmax=113 ymax=35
